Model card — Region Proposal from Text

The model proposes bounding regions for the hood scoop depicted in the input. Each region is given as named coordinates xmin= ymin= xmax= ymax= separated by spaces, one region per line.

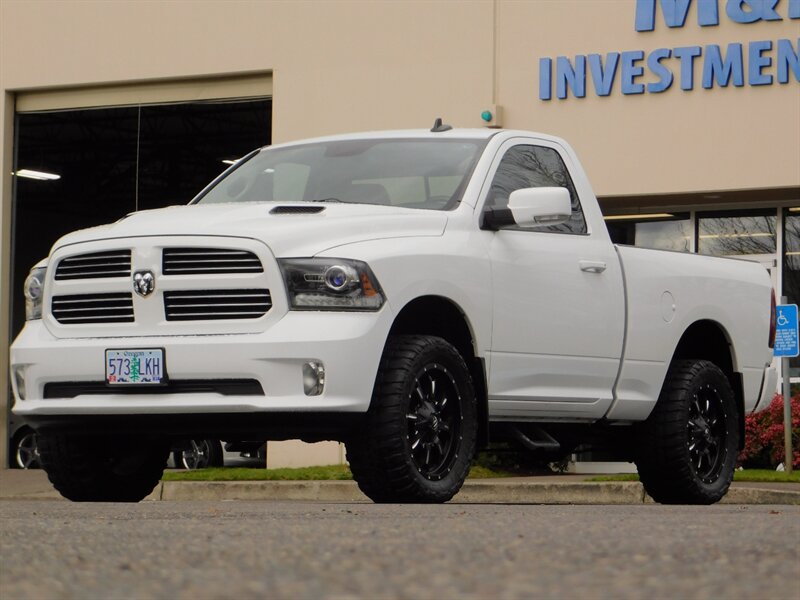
xmin=270 ymin=205 xmax=326 ymax=215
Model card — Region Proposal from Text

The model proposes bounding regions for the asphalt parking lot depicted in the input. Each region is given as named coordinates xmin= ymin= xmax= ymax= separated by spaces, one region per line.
xmin=1 ymin=501 xmax=798 ymax=600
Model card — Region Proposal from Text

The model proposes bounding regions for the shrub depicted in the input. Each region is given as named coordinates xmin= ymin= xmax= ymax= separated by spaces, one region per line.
xmin=738 ymin=393 xmax=800 ymax=469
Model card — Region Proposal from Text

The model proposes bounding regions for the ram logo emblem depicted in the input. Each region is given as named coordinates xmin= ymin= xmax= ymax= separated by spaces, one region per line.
xmin=132 ymin=270 xmax=156 ymax=298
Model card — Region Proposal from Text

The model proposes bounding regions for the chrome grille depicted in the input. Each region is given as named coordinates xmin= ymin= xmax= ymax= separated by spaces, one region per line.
xmin=55 ymin=250 xmax=131 ymax=280
xmin=51 ymin=293 xmax=135 ymax=324
xmin=163 ymin=289 xmax=271 ymax=321
xmin=162 ymin=248 xmax=263 ymax=275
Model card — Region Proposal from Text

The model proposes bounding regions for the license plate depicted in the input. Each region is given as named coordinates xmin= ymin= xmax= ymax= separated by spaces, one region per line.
xmin=105 ymin=349 xmax=165 ymax=385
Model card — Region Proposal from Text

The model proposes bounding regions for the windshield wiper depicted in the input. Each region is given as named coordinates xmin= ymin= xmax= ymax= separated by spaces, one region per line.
xmin=307 ymin=197 xmax=344 ymax=203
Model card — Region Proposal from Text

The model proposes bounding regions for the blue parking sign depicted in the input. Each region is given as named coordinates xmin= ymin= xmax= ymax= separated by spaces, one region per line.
xmin=774 ymin=304 xmax=799 ymax=358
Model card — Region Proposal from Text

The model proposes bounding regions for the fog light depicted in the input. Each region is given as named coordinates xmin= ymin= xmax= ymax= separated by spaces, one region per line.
xmin=303 ymin=361 xmax=325 ymax=396
xmin=12 ymin=366 xmax=26 ymax=401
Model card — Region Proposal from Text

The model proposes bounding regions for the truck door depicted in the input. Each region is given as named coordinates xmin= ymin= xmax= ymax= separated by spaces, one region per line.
xmin=483 ymin=141 xmax=625 ymax=420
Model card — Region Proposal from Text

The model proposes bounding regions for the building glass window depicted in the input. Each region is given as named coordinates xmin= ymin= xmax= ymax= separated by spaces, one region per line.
xmin=783 ymin=208 xmax=800 ymax=375
xmin=605 ymin=214 xmax=691 ymax=251
xmin=697 ymin=210 xmax=777 ymax=256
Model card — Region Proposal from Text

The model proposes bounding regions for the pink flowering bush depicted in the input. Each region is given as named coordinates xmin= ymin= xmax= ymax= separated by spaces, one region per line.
xmin=738 ymin=393 xmax=800 ymax=469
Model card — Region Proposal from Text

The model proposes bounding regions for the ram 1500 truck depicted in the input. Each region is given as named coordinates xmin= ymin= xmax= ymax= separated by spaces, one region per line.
xmin=10 ymin=126 xmax=777 ymax=504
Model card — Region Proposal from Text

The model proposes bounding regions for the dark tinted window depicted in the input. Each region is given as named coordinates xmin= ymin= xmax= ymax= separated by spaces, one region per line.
xmin=486 ymin=145 xmax=587 ymax=234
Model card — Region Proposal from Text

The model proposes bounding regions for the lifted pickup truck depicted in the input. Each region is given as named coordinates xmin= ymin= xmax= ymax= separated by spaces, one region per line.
xmin=11 ymin=125 xmax=777 ymax=504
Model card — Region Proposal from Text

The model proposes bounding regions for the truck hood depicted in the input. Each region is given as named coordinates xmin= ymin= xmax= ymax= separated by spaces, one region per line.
xmin=51 ymin=202 xmax=448 ymax=257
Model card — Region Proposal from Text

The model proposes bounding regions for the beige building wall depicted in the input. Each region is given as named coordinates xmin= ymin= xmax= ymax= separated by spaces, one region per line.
xmin=3 ymin=1 xmax=797 ymax=193
xmin=266 ymin=441 xmax=345 ymax=470
xmin=497 ymin=1 xmax=800 ymax=196
xmin=1 ymin=0 xmax=798 ymax=467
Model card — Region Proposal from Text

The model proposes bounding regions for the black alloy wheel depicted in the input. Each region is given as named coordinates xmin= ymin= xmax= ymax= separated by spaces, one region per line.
xmin=347 ymin=335 xmax=477 ymax=503
xmin=687 ymin=383 xmax=728 ymax=484
xmin=635 ymin=359 xmax=739 ymax=505
xmin=406 ymin=364 xmax=462 ymax=481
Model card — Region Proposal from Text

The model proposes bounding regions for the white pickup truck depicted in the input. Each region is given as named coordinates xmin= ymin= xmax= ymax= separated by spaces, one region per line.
xmin=11 ymin=124 xmax=777 ymax=504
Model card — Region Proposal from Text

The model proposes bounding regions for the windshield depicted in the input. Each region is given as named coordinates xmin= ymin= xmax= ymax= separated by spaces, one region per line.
xmin=194 ymin=138 xmax=486 ymax=210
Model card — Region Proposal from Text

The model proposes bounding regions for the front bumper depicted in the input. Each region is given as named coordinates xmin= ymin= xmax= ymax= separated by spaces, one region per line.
xmin=11 ymin=309 xmax=392 ymax=435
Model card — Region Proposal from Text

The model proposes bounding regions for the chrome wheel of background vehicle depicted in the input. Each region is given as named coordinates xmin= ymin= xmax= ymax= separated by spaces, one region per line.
xmin=172 ymin=439 xmax=224 ymax=469
xmin=13 ymin=430 xmax=41 ymax=469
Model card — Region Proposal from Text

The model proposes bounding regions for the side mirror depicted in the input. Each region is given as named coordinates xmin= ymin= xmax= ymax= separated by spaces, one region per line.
xmin=482 ymin=187 xmax=572 ymax=230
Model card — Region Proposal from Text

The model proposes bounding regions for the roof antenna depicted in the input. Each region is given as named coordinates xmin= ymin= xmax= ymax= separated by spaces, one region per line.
xmin=430 ymin=117 xmax=452 ymax=133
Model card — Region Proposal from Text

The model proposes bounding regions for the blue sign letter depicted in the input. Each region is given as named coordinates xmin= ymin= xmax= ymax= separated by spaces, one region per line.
xmin=621 ymin=51 xmax=646 ymax=94
xmin=726 ymin=0 xmax=782 ymax=23
xmin=749 ymin=40 xmax=773 ymax=85
xmin=647 ymin=48 xmax=675 ymax=92
xmin=556 ymin=55 xmax=587 ymax=99
xmin=673 ymin=46 xmax=703 ymax=89
xmin=777 ymin=38 xmax=800 ymax=83
xmin=540 ymin=57 xmax=552 ymax=100
xmin=636 ymin=0 xmax=720 ymax=31
xmin=588 ymin=53 xmax=620 ymax=96
xmin=702 ymin=43 xmax=745 ymax=87
xmin=791 ymin=0 xmax=800 ymax=19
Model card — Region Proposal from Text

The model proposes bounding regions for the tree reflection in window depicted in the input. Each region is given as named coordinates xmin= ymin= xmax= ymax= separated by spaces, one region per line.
xmin=487 ymin=145 xmax=587 ymax=235
xmin=783 ymin=211 xmax=800 ymax=374
xmin=698 ymin=213 xmax=776 ymax=256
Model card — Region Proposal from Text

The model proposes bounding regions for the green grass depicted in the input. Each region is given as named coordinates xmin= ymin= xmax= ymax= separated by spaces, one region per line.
xmin=162 ymin=465 xmax=353 ymax=481
xmin=162 ymin=463 xmax=520 ymax=482
xmin=588 ymin=469 xmax=800 ymax=483
xmin=588 ymin=474 xmax=641 ymax=482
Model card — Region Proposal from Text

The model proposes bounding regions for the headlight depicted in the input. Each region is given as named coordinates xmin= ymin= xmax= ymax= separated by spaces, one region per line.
xmin=24 ymin=266 xmax=47 ymax=320
xmin=278 ymin=258 xmax=385 ymax=311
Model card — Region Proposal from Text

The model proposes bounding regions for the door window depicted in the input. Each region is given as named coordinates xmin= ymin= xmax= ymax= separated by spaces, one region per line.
xmin=486 ymin=145 xmax=587 ymax=234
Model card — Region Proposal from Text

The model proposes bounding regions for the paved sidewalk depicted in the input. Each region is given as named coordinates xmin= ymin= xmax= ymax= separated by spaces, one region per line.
xmin=1 ymin=469 xmax=798 ymax=504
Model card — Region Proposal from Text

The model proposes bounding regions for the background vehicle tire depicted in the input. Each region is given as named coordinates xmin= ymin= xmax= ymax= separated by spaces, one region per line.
xmin=347 ymin=335 xmax=477 ymax=503
xmin=172 ymin=439 xmax=224 ymax=469
xmin=634 ymin=359 xmax=739 ymax=505
xmin=10 ymin=428 xmax=41 ymax=469
xmin=37 ymin=434 xmax=170 ymax=502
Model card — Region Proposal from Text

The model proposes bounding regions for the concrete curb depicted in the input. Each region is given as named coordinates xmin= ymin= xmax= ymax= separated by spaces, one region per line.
xmin=718 ymin=486 xmax=800 ymax=505
xmin=454 ymin=481 xmax=646 ymax=504
xmin=3 ymin=471 xmax=798 ymax=504
xmin=159 ymin=480 xmax=365 ymax=502
xmin=147 ymin=480 xmax=800 ymax=505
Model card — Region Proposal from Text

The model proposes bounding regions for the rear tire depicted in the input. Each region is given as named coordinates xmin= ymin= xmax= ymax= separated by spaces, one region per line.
xmin=37 ymin=433 xmax=169 ymax=502
xmin=634 ymin=359 xmax=739 ymax=504
xmin=347 ymin=335 xmax=477 ymax=503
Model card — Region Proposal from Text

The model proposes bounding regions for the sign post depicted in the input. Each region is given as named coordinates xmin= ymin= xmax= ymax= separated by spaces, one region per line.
xmin=774 ymin=300 xmax=797 ymax=475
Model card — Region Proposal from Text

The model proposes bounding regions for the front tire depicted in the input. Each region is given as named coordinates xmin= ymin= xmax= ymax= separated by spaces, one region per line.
xmin=634 ymin=359 xmax=739 ymax=504
xmin=37 ymin=434 xmax=170 ymax=502
xmin=347 ymin=335 xmax=477 ymax=503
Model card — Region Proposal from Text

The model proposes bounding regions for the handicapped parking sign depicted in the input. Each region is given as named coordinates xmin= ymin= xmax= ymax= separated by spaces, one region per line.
xmin=774 ymin=304 xmax=799 ymax=358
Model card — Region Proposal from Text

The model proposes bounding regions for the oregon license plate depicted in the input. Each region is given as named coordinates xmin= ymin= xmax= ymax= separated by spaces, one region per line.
xmin=105 ymin=349 xmax=165 ymax=385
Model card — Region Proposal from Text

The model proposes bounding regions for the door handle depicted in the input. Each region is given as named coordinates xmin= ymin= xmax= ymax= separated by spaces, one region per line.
xmin=579 ymin=260 xmax=607 ymax=273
